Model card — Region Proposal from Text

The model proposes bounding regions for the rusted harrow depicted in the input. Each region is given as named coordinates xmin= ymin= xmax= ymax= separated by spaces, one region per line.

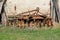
xmin=7 ymin=7 xmax=53 ymax=28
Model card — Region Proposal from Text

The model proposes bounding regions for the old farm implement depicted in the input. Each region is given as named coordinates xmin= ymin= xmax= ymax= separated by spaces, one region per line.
xmin=7 ymin=7 xmax=53 ymax=28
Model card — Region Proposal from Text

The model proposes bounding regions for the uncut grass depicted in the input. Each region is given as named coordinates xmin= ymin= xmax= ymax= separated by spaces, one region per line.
xmin=0 ymin=25 xmax=60 ymax=40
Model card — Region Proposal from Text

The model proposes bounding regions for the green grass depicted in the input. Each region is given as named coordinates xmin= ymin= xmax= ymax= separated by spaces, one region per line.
xmin=0 ymin=26 xmax=60 ymax=40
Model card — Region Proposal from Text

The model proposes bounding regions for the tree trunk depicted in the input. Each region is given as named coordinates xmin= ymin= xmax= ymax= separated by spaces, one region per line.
xmin=0 ymin=0 xmax=7 ymax=25
xmin=51 ymin=0 xmax=59 ymax=23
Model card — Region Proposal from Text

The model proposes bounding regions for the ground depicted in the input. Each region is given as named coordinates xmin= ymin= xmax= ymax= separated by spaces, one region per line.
xmin=0 ymin=23 xmax=60 ymax=40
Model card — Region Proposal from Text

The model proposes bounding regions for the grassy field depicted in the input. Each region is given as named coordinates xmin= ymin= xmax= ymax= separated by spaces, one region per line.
xmin=0 ymin=25 xmax=60 ymax=40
